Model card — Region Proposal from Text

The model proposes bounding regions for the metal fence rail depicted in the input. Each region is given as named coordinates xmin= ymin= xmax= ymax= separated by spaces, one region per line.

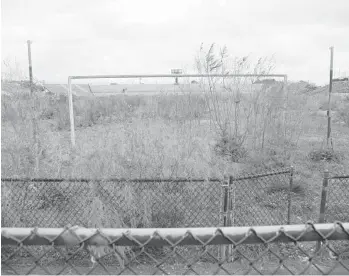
xmin=2 ymin=222 xmax=349 ymax=275
xmin=1 ymin=168 xmax=293 ymax=229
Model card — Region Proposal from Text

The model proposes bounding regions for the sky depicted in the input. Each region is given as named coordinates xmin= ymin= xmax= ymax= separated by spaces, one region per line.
xmin=1 ymin=0 xmax=349 ymax=85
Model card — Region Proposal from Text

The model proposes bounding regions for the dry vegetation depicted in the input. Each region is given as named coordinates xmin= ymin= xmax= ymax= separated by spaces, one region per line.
xmin=1 ymin=44 xmax=349 ymax=269
xmin=2 ymin=44 xmax=349 ymax=220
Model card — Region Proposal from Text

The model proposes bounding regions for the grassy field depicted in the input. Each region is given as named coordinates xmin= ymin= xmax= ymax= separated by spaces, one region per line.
xmin=1 ymin=79 xmax=349 ymax=272
xmin=2 ymin=80 xmax=349 ymax=221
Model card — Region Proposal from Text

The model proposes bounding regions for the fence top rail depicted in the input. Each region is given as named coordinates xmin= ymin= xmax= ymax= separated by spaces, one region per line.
xmin=69 ymin=74 xmax=288 ymax=80
xmin=1 ymin=168 xmax=292 ymax=183
xmin=330 ymin=175 xmax=349 ymax=180
xmin=232 ymin=168 xmax=292 ymax=181
xmin=2 ymin=222 xmax=348 ymax=247
xmin=1 ymin=177 xmax=222 ymax=183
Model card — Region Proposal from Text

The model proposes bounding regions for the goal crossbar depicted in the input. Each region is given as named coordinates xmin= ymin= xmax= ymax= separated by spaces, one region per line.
xmin=67 ymin=73 xmax=288 ymax=147
xmin=69 ymin=74 xmax=287 ymax=80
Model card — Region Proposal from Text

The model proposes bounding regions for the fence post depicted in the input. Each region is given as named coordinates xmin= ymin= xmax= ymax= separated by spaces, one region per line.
xmin=319 ymin=169 xmax=329 ymax=224
xmin=220 ymin=175 xmax=230 ymax=262
xmin=287 ymin=166 xmax=294 ymax=225
xmin=27 ymin=40 xmax=40 ymax=176
xmin=316 ymin=169 xmax=330 ymax=252
xmin=227 ymin=175 xmax=234 ymax=262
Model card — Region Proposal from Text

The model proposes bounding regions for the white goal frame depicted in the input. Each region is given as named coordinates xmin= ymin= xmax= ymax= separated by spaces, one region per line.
xmin=67 ymin=74 xmax=288 ymax=147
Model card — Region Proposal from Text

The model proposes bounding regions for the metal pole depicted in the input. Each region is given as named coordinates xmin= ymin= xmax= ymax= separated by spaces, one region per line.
xmin=3 ymin=223 xmax=349 ymax=247
xmin=327 ymin=47 xmax=334 ymax=149
xmin=27 ymin=40 xmax=34 ymax=95
xmin=68 ymin=77 xmax=76 ymax=147
xmin=227 ymin=175 xmax=234 ymax=262
xmin=283 ymin=75 xmax=288 ymax=140
xmin=287 ymin=166 xmax=294 ymax=225
xmin=220 ymin=176 xmax=229 ymax=262
xmin=69 ymin=74 xmax=288 ymax=80
xmin=316 ymin=169 xmax=330 ymax=252
xmin=27 ymin=40 xmax=39 ymax=175
xmin=319 ymin=170 xmax=329 ymax=224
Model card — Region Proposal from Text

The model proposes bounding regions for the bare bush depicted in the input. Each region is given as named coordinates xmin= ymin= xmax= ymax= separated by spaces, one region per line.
xmin=194 ymin=43 xmax=301 ymax=159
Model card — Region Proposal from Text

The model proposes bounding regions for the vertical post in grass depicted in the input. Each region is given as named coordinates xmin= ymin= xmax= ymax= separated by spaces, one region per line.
xmin=27 ymin=40 xmax=39 ymax=175
xmin=27 ymin=40 xmax=34 ymax=95
xmin=227 ymin=175 xmax=234 ymax=262
xmin=319 ymin=169 xmax=329 ymax=224
xmin=327 ymin=47 xmax=334 ymax=150
xmin=220 ymin=175 xmax=230 ymax=262
xmin=317 ymin=169 xmax=330 ymax=251
xmin=68 ymin=77 xmax=76 ymax=148
xmin=287 ymin=166 xmax=294 ymax=225
xmin=283 ymin=75 xmax=288 ymax=140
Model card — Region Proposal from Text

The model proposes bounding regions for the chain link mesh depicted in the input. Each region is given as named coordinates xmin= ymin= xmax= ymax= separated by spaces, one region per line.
xmin=1 ymin=179 xmax=223 ymax=228
xmin=4 ymin=169 xmax=349 ymax=274
xmin=326 ymin=176 xmax=349 ymax=223
xmin=1 ymin=168 xmax=292 ymax=229
xmin=230 ymin=168 xmax=291 ymax=226
xmin=2 ymin=222 xmax=349 ymax=275
xmin=319 ymin=175 xmax=349 ymax=264
xmin=1 ymin=169 xmax=292 ymax=266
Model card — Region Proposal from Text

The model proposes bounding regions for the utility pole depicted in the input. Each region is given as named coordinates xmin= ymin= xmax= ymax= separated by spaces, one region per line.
xmin=327 ymin=47 xmax=334 ymax=150
xmin=27 ymin=40 xmax=40 ymax=175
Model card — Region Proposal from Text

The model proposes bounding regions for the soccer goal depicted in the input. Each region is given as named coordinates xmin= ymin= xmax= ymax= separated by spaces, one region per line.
xmin=67 ymin=73 xmax=288 ymax=147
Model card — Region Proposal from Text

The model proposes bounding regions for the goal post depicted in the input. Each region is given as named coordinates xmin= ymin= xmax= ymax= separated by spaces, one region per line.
xmin=67 ymin=74 xmax=288 ymax=148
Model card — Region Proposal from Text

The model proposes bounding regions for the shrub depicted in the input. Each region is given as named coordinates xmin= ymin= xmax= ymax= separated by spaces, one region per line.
xmin=308 ymin=148 xmax=343 ymax=162
xmin=244 ymin=147 xmax=292 ymax=172
xmin=337 ymin=102 xmax=349 ymax=127
xmin=305 ymin=83 xmax=317 ymax=92
xmin=214 ymin=133 xmax=248 ymax=162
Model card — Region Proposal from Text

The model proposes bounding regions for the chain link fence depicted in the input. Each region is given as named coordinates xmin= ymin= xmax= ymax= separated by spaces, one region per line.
xmin=227 ymin=168 xmax=293 ymax=227
xmin=324 ymin=175 xmax=349 ymax=223
xmin=1 ymin=178 xmax=223 ymax=229
xmin=1 ymin=168 xmax=293 ymax=229
xmin=1 ymin=168 xmax=349 ymax=275
xmin=2 ymin=222 xmax=349 ymax=275
xmin=2 ymin=167 xmax=348 ymax=229
xmin=316 ymin=173 xmax=349 ymax=262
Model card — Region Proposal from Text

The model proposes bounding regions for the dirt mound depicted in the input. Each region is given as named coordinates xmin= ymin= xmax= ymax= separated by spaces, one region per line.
xmin=288 ymin=80 xmax=349 ymax=95
xmin=312 ymin=81 xmax=349 ymax=94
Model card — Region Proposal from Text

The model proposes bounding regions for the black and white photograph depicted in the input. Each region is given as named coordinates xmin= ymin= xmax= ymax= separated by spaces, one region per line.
xmin=1 ymin=0 xmax=349 ymax=274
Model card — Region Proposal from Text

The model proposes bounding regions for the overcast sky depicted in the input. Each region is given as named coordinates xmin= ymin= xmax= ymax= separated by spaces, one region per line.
xmin=1 ymin=0 xmax=349 ymax=85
